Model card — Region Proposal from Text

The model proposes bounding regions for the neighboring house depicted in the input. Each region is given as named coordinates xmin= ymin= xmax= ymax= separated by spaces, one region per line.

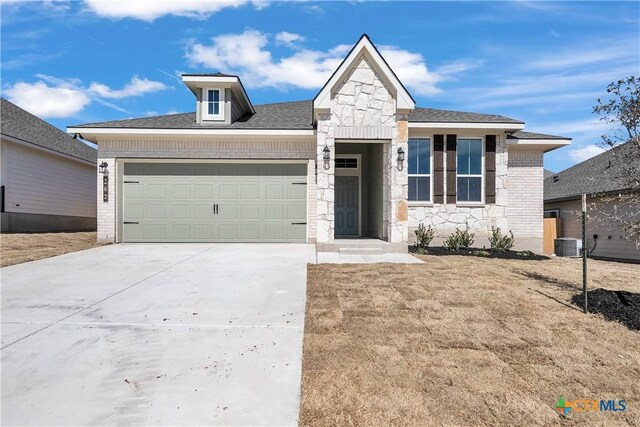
xmin=1 ymin=98 xmax=97 ymax=233
xmin=68 ymin=35 xmax=571 ymax=253
xmin=545 ymin=142 xmax=640 ymax=262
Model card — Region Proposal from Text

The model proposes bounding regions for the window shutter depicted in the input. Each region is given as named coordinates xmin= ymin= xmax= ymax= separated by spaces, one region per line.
xmin=485 ymin=135 xmax=497 ymax=204
xmin=446 ymin=134 xmax=457 ymax=204
xmin=433 ymin=135 xmax=445 ymax=203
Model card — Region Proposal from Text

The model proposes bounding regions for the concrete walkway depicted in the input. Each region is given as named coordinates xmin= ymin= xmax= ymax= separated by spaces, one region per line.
xmin=1 ymin=243 xmax=315 ymax=426
xmin=316 ymin=252 xmax=423 ymax=264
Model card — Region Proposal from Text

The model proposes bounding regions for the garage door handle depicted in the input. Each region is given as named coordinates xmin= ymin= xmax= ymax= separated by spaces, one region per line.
xmin=124 ymin=181 xmax=139 ymax=184
xmin=124 ymin=221 xmax=139 ymax=224
xmin=213 ymin=204 xmax=218 ymax=215
xmin=292 ymin=182 xmax=307 ymax=185
xmin=291 ymin=222 xmax=306 ymax=225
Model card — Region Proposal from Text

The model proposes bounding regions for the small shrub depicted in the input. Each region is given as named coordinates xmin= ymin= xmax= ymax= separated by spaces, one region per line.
xmin=443 ymin=223 xmax=475 ymax=251
xmin=474 ymin=249 xmax=491 ymax=257
xmin=489 ymin=227 xmax=515 ymax=252
xmin=415 ymin=223 xmax=435 ymax=249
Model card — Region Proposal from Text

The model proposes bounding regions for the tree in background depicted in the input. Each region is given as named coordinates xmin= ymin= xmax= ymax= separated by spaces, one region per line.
xmin=592 ymin=76 xmax=640 ymax=246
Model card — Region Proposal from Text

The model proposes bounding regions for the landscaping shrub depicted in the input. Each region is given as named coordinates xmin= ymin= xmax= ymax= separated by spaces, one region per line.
xmin=415 ymin=223 xmax=435 ymax=249
xmin=443 ymin=223 xmax=475 ymax=251
xmin=489 ymin=227 xmax=515 ymax=252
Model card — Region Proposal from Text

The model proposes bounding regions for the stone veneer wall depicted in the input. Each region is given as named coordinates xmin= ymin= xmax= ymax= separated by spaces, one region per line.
xmin=407 ymin=140 xmax=544 ymax=252
xmin=315 ymin=56 xmax=407 ymax=243
xmin=96 ymin=139 xmax=316 ymax=243
xmin=408 ymin=135 xmax=509 ymax=238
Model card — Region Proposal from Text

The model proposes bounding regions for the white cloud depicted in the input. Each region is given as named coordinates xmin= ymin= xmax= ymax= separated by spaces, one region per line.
xmin=82 ymin=0 xmax=260 ymax=21
xmin=568 ymin=144 xmax=607 ymax=163
xmin=88 ymin=76 xmax=168 ymax=99
xmin=4 ymin=80 xmax=91 ymax=118
xmin=184 ymin=30 xmax=474 ymax=95
xmin=275 ymin=31 xmax=305 ymax=48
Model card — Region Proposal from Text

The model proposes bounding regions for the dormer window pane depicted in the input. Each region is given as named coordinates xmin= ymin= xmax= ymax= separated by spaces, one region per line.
xmin=207 ymin=90 xmax=220 ymax=115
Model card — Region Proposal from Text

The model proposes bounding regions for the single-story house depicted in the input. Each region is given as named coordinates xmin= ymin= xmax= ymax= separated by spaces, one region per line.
xmin=1 ymin=98 xmax=97 ymax=233
xmin=545 ymin=141 xmax=640 ymax=262
xmin=68 ymin=34 xmax=571 ymax=253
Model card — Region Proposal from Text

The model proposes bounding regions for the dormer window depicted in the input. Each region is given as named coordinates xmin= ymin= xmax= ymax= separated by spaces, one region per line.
xmin=202 ymin=88 xmax=224 ymax=120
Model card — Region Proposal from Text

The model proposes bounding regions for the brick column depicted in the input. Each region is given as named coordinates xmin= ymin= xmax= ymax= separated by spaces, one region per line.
xmin=388 ymin=116 xmax=409 ymax=243
xmin=97 ymin=157 xmax=116 ymax=243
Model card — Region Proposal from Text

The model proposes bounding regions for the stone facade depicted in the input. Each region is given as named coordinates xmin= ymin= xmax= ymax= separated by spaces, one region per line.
xmin=408 ymin=135 xmax=509 ymax=240
xmin=315 ymin=56 xmax=408 ymax=244
xmin=407 ymin=140 xmax=544 ymax=252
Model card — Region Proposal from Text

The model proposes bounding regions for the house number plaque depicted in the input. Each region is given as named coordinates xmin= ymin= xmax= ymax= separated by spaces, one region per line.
xmin=103 ymin=176 xmax=109 ymax=202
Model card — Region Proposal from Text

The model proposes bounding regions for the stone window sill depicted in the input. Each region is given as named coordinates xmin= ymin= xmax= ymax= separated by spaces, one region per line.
xmin=408 ymin=202 xmax=434 ymax=208
xmin=456 ymin=203 xmax=486 ymax=208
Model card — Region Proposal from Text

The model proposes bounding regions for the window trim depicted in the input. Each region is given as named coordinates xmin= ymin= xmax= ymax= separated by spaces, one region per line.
xmin=456 ymin=136 xmax=485 ymax=205
xmin=407 ymin=137 xmax=433 ymax=205
xmin=202 ymin=88 xmax=225 ymax=121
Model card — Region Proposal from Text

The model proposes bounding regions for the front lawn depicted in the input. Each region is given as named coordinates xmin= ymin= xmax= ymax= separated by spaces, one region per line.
xmin=1 ymin=232 xmax=100 ymax=267
xmin=299 ymin=255 xmax=640 ymax=426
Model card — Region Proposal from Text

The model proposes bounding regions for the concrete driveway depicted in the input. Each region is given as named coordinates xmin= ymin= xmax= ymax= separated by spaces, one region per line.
xmin=1 ymin=243 xmax=316 ymax=426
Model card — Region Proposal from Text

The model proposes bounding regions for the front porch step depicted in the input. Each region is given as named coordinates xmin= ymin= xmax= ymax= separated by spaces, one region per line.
xmin=316 ymin=239 xmax=408 ymax=254
xmin=339 ymin=247 xmax=384 ymax=255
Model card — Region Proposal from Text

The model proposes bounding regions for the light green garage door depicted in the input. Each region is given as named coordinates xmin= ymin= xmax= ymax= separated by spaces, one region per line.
xmin=122 ymin=163 xmax=307 ymax=243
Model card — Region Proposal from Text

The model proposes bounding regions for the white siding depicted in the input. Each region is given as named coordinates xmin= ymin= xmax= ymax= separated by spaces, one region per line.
xmin=546 ymin=198 xmax=640 ymax=261
xmin=2 ymin=139 xmax=96 ymax=218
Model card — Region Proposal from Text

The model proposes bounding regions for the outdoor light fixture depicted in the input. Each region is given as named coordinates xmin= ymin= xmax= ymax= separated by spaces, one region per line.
xmin=99 ymin=161 xmax=108 ymax=174
xmin=397 ymin=146 xmax=405 ymax=170
xmin=322 ymin=145 xmax=330 ymax=161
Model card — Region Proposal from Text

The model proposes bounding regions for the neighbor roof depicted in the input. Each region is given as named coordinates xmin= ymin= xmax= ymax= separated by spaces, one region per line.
xmin=508 ymin=130 xmax=569 ymax=140
xmin=544 ymin=141 xmax=639 ymax=202
xmin=1 ymin=98 xmax=96 ymax=163
xmin=409 ymin=107 xmax=523 ymax=124
xmin=71 ymin=100 xmax=528 ymax=130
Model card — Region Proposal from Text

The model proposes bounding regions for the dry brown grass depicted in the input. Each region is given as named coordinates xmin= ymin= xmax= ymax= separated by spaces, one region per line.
xmin=300 ymin=255 xmax=640 ymax=427
xmin=1 ymin=232 xmax=101 ymax=267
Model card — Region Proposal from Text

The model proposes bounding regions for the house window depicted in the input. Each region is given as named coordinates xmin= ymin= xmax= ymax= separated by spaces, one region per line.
xmin=408 ymin=138 xmax=431 ymax=202
xmin=457 ymin=138 xmax=483 ymax=203
xmin=335 ymin=158 xmax=358 ymax=168
xmin=202 ymin=88 xmax=224 ymax=120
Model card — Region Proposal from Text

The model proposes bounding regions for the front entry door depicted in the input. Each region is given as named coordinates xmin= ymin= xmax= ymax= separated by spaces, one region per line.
xmin=335 ymin=175 xmax=359 ymax=236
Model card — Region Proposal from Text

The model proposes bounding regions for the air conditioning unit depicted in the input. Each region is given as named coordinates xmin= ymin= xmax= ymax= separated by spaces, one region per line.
xmin=554 ymin=238 xmax=582 ymax=257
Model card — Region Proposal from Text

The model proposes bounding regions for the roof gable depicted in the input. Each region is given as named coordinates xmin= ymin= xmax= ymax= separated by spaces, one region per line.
xmin=313 ymin=34 xmax=415 ymax=113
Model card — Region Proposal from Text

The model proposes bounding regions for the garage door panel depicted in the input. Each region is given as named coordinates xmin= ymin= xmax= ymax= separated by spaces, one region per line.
xmin=265 ymin=185 xmax=284 ymax=200
xmin=241 ymin=184 xmax=259 ymax=199
xmin=220 ymin=184 xmax=238 ymax=199
xmin=241 ymin=205 xmax=260 ymax=219
xmin=146 ymin=184 xmax=166 ymax=199
xmin=265 ymin=205 xmax=284 ymax=219
xmin=147 ymin=204 xmax=166 ymax=220
xmin=123 ymin=162 xmax=307 ymax=243
xmin=171 ymin=204 xmax=191 ymax=219
xmin=194 ymin=184 xmax=214 ymax=198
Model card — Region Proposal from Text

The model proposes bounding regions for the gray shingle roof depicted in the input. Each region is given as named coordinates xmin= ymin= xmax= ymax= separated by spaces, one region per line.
xmin=544 ymin=168 xmax=556 ymax=179
xmin=509 ymin=130 xmax=570 ymax=140
xmin=1 ymin=98 xmax=96 ymax=163
xmin=408 ymin=107 xmax=523 ymax=124
xmin=71 ymin=100 xmax=314 ymax=130
xmin=71 ymin=99 xmax=529 ymax=130
xmin=544 ymin=141 xmax=639 ymax=201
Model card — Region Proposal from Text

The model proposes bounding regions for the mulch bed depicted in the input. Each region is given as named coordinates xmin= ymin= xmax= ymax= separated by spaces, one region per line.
xmin=571 ymin=288 xmax=640 ymax=331
xmin=409 ymin=246 xmax=549 ymax=261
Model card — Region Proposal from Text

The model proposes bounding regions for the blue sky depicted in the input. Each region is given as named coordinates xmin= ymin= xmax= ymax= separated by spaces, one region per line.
xmin=1 ymin=1 xmax=638 ymax=172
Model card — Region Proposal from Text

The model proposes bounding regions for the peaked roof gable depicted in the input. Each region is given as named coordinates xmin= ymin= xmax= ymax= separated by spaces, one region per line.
xmin=313 ymin=34 xmax=415 ymax=112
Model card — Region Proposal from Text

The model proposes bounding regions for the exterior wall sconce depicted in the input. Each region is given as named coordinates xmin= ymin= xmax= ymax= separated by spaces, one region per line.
xmin=99 ymin=161 xmax=109 ymax=174
xmin=397 ymin=146 xmax=405 ymax=171
xmin=322 ymin=144 xmax=331 ymax=169
xmin=99 ymin=161 xmax=109 ymax=202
